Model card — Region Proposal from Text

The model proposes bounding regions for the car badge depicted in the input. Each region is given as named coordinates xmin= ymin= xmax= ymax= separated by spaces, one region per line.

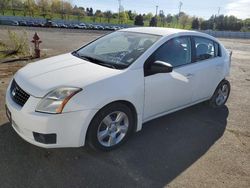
xmin=12 ymin=89 xmax=16 ymax=97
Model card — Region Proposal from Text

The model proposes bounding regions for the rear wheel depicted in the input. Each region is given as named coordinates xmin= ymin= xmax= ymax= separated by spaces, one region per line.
xmin=209 ymin=79 xmax=230 ymax=108
xmin=87 ymin=103 xmax=134 ymax=151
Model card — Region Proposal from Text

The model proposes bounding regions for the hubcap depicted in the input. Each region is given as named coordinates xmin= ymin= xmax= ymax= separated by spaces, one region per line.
xmin=97 ymin=111 xmax=129 ymax=147
xmin=215 ymin=84 xmax=229 ymax=106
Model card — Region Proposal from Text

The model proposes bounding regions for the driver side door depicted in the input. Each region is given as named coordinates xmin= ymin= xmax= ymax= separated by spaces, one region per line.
xmin=143 ymin=36 xmax=196 ymax=121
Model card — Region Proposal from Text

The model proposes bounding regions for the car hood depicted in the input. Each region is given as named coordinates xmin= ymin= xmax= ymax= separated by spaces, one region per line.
xmin=14 ymin=53 xmax=122 ymax=97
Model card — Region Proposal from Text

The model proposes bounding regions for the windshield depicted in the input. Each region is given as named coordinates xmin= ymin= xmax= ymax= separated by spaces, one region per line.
xmin=73 ymin=31 xmax=160 ymax=69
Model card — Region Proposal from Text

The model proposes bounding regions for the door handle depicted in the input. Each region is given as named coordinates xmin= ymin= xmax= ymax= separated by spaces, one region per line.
xmin=186 ymin=73 xmax=194 ymax=79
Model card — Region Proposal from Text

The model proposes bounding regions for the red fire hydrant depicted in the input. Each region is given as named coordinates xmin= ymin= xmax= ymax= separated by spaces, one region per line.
xmin=31 ymin=32 xmax=42 ymax=58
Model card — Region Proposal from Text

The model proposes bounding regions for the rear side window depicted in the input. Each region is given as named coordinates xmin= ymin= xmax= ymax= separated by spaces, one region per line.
xmin=194 ymin=37 xmax=216 ymax=61
xmin=152 ymin=36 xmax=192 ymax=67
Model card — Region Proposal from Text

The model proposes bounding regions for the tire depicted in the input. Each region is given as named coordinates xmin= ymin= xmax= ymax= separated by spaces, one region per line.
xmin=87 ymin=103 xmax=134 ymax=151
xmin=209 ymin=79 xmax=231 ymax=108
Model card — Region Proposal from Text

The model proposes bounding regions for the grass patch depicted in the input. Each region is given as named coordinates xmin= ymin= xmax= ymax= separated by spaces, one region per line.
xmin=0 ymin=30 xmax=31 ymax=60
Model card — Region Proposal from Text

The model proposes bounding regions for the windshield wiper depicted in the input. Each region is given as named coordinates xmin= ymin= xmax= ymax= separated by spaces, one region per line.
xmin=72 ymin=52 xmax=128 ymax=69
xmin=79 ymin=55 xmax=117 ymax=69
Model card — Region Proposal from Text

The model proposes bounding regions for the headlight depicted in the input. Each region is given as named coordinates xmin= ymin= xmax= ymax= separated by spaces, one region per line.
xmin=36 ymin=87 xmax=82 ymax=114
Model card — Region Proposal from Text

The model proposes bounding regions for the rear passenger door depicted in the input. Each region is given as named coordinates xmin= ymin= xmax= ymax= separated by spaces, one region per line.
xmin=191 ymin=37 xmax=223 ymax=102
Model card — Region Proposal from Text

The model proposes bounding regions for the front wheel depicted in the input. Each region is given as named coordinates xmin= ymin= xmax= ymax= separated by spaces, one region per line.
xmin=209 ymin=79 xmax=231 ymax=108
xmin=87 ymin=103 xmax=134 ymax=151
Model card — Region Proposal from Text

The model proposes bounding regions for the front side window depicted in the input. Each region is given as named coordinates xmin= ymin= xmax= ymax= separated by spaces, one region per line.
xmin=152 ymin=37 xmax=192 ymax=67
xmin=73 ymin=31 xmax=160 ymax=69
xmin=194 ymin=37 xmax=216 ymax=61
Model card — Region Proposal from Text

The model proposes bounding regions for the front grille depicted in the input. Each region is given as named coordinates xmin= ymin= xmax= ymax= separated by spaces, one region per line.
xmin=10 ymin=80 xmax=30 ymax=107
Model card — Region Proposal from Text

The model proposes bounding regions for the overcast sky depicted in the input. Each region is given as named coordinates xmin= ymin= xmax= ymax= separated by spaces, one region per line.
xmin=71 ymin=0 xmax=250 ymax=19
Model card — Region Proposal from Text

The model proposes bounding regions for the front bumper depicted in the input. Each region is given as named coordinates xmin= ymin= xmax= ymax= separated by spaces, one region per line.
xmin=5 ymin=86 xmax=97 ymax=148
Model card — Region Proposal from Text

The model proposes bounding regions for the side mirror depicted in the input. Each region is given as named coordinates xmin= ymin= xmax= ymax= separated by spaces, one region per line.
xmin=150 ymin=61 xmax=173 ymax=75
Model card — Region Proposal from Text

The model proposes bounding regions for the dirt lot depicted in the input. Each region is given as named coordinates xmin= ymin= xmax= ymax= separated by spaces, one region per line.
xmin=0 ymin=26 xmax=249 ymax=188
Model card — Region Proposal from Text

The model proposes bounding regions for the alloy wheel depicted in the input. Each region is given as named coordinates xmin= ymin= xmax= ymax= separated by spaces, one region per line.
xmin=97 ymin=111 xmax=129 ymax=147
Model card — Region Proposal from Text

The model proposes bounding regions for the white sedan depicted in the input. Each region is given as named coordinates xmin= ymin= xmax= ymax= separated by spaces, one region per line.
xmin=5 ymin=27 xmax=231 ymax=151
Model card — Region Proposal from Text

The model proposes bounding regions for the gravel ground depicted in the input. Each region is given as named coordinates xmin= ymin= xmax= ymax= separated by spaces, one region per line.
xmin=0 ymin=26 xmax=249 ymax=188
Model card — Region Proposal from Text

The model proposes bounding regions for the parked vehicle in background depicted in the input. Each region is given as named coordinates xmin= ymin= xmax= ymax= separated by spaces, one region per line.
xmin=0 ymin=20 xmax=19 ymax=26
xmin=12 ymin=21 xmax=19 ymax=26
xmin=87 ymin=24 xmax=94 ymax=29
xmin=74 ymin=24 xmax=81 ymax=29
xmin=58 ymin=23 xmax=67 ymax=28
xmin=111 ymin=26 xmax=120 ymax=31
xmin=37 ymin=21 xmax=45 ymax=27
xmin=18 ymin=21 xmax=27 ymax=26
xmin=5 ymin=27 xmax=231 ymax=151
xmin=0 ymin=17 xmax=128 ymax=31
xmin=97 ymin=25 xmax=104 ymax=30
xmin=66 ymin=23 xmax=75 ymax=29
xmin=44 ymin=20 xmax=58 ymax=28
xmin=79 ymin=23 xmax=86 ymax=27
xmin=104 ymin=26 xmax=112 ymax=30
xmin=33 ymin=21 xmax=44 ymax=27
xmin=26 ymin=21 xmax=35 ymax=27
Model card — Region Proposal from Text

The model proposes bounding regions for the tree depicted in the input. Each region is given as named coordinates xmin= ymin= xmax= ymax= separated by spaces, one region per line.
xmin=166 ymin=14 xmax=173 ymax=23
xmin=23 ymin=0 xmax=37 ymax=17
xmin=0 ymin=0 xmax=9 ymax=15
xmin=51 ymin=0 xmax=61 ymax=16
xmin=149 ymin=16 xmax=157 ymax=27
xmin=127 ymin=10 xmax=136 ymax=20
xmin=241 ymin=18 xmax=250 ymax=31
xmin=11 ymin=0 xmax=23 ymax=16
xmin=179 ymin=14 xmax=191 ymax=29
xmin=192 ymin=17 xmax=199 ymax=29
xmin=72 ymin=6 xmax=85 ymax=22
xmin=112 ymin=13 xmax=118 ymax=19
xmin=208 ymin=15 xmax=243 ymax=31
xmin=119 ymin=11 xmax=128 ymax=24
xmin=95 ymin=10 xmax=103 ymax=22
xmin=37 ymin=0 xmax=49 ymax=18
xmin=134 ymin=14 xmax=144 ymax=26
xmin=104 ymin=10 xmax=112 ymax=23
xmin=86 ymin=7 xmax=93 ymax=16
xmin=200 ymin=20 xmax=213 ymax=30
xmin=64 ymin=1 xmax=73 ymax=19
xmin=159 ymin=10 xmax=165 ymax=26
xmin=144 ymin=12 xmax=153 ymax=21
xmin=227 ymin=15 xmax=242 ymax=31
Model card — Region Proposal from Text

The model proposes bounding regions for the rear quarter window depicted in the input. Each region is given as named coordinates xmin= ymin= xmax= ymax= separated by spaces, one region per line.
xmin=214 ymin=42 xmax=221 ymax=57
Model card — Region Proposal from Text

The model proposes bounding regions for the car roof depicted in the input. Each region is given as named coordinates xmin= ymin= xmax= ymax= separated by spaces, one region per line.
xmin=120 ymin=27 xmax=195 ymax=35
xmin=120 ymin=27 xmax=218 ymax=42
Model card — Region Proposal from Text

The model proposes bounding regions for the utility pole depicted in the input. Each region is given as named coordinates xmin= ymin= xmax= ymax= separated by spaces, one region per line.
xmin=213 ymin=7 xmax=220 ymax=30
xmin=217 ymin=7 xmax=221 ymax=16
xmin=177 ymin=1 xmax=183 ymax=26
xmin=178 ymin=1 xmax=183 ymax=17
xmin=118 ymin=0 xmax=122 ymax=24
xmin=11 ymin=0 xmax=14 ymax=16
xmin=61 ymin=0 xmax=64 ymax=20
xmin=159 ymin=10 xmax=165 ymax=26
xmin=27 ymin=0 xmax=31 ymax=17
xmin=155 ymin=5 xmax=158 ymax=16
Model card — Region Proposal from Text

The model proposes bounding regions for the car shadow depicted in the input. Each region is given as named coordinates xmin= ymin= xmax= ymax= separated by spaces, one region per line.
xmin=0 ymin=103 xmax=228 ymax=188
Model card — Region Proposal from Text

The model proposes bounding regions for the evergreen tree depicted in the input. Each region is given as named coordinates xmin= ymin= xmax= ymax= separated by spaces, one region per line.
xmin=134 ymin=14 xmax=144 ymax=26
xmin=149 ymin=16 xmax=157 ymax=27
